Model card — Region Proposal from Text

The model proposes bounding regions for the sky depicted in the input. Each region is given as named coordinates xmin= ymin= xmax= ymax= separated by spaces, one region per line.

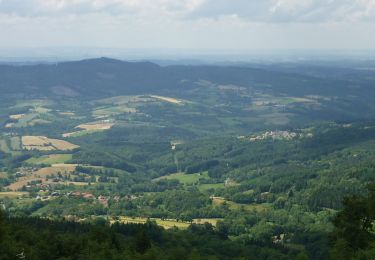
xmin=0 ymin=0 xmax=375 ymax=54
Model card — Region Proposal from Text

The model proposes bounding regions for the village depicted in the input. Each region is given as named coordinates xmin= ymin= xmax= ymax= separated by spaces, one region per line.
xmin=238 ymin=130 xmax=313 ymax=142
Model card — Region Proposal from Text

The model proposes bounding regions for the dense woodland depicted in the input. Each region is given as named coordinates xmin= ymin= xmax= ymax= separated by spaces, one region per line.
xmin=0 ymin=211 xmax=292 ymax=259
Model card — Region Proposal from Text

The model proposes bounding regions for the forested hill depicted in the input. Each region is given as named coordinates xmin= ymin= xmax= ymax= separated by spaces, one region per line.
xmin=0 ymin=57 xmax=372 ymax=100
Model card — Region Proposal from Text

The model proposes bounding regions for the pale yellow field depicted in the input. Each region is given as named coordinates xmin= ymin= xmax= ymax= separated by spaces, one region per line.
xmin=22 ymin=136 xmax=79 ymax=151
xmin=76 ymin=122 xmax=114 ymax=131
xmin=66 ymin=182 xmax=91 ymax=186
xmin=58 ymin=111 xmax=75 ymax=116
xmin=9 ymin=114 xmax=26 ymax=120
xmin=150 ymin=95 xmax=183 ymax=104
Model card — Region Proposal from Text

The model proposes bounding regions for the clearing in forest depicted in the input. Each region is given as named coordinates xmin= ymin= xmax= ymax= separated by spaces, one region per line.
xmin=153 ymin=172 xmax=209 ymax=185
xmin=211 ymin=196 xmax=270 ymax=212
xmin=26 ymin=154 xmax=73 ymax=165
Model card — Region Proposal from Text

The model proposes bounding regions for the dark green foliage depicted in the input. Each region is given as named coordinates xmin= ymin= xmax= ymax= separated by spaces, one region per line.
xmin=329 ymin=184 xmax=375 ymax=259
xmin=71 ymin=151 xmax=137 ymax=172
xmin=0 ymin=213 xmax=291 ymax=259
xmin=186 ymin=160 xmax=219 ymax=174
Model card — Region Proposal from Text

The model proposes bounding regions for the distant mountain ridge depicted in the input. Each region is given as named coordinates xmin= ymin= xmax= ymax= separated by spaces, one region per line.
xmin=0 ymin=57 xmax=358 ymax=99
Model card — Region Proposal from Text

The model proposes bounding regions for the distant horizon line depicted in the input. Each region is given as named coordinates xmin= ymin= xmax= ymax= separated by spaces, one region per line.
xmin=1 ymin=48 xmax=375 ymax=64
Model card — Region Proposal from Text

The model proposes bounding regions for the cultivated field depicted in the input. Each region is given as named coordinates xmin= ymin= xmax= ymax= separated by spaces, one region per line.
xmin=22 ymin=136 xmax=79 ymax=151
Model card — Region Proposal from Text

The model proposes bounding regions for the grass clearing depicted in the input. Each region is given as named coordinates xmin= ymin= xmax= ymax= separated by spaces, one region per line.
xmin=211 ymin=197 xmax=270 ymax=212
xmin=0 ymin=192 xmax=29 ymax=198
xmin=26 ymin=154 xmax=73 ymax=165
xmin=154 ymin=172 xmax=210 ymax=185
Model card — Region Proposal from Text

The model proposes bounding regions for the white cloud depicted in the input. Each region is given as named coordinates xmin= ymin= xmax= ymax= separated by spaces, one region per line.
xmin=0 ymin=0 xmax=375 ymax=22
xmin=188 ymin=0 xmax=375 ymax=22
xmin=0 ymin=0 xmax=203 ymax=17
xmin=0 ymin=0 xmax=375 ymax=50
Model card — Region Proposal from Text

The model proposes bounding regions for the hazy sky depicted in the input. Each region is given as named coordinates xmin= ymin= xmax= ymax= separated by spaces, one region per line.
xmin=0 ymin=0 xmax=375 ymax=50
